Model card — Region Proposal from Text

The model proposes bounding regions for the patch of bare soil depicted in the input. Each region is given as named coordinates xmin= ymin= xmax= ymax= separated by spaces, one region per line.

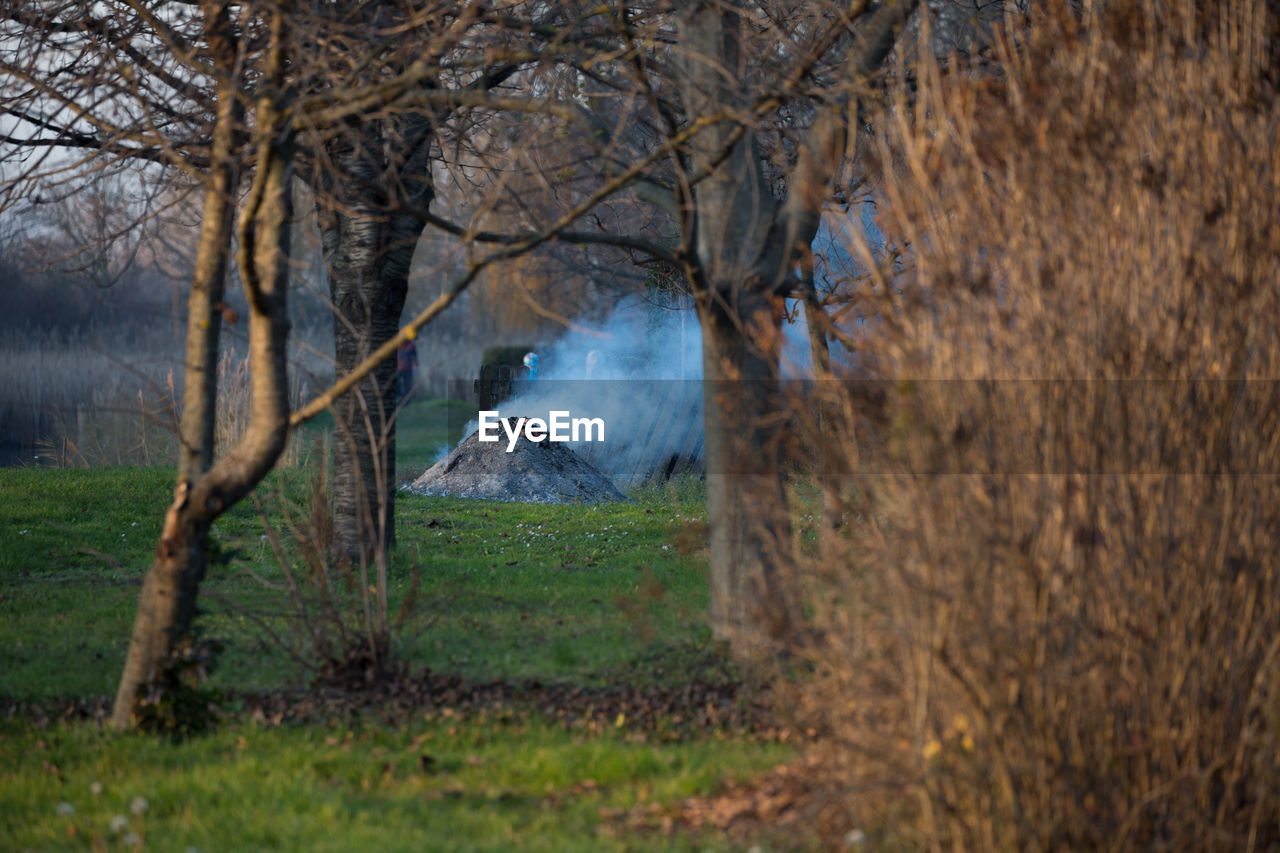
xmin=406 ymin=431 xmax=628 ymax=503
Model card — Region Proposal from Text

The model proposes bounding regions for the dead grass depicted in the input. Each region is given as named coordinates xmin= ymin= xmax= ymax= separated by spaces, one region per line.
xmin=802 ymin=2 xmax=1280 ymax=849
xmin=0 ymin=323 xmax=181 ymax=465
xmin=0 ymin=321 xmax=332 ymax=467
xmin=213 ymin=345 xmax=325 ymax=469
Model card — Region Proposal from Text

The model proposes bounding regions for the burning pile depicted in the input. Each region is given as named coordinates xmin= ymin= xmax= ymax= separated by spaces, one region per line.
xmin=406 ymin=431 xmax=628 ymax=503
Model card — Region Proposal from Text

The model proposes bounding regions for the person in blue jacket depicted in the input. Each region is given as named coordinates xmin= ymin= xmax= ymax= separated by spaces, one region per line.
xmin=397 ymin=340 xmax=419 ymax=403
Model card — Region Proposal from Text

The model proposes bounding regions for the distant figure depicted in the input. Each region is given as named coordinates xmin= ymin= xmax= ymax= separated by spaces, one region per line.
xmin=397 ymin=340 xmax=419 ymax=404
xmin=585 ymin=349 xmax=602 ymax=379
xmin=523 ymin=351 xmax=539 ymax=381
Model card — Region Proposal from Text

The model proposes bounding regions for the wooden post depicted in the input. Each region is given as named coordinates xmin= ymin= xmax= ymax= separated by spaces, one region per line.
xmin=76 ymin=403 xmax=86 ymax=455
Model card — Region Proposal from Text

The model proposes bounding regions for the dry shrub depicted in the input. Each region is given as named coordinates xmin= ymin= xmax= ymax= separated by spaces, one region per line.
xmin=806 ymin=3 xmax=1280 ymax=849
xmin=232 ymin=437 xmax=417 ymax=690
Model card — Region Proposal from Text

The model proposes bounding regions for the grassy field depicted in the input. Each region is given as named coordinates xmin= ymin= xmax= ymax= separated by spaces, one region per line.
xmin=0 ymin=399 xmax=797 ymax=851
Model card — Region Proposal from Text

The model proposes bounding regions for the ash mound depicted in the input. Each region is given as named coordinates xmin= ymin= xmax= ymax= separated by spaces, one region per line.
xmin=406 ymin=431 xmax=629 ymax=503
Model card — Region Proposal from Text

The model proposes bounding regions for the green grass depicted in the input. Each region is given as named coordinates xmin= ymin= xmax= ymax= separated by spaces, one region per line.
xmin=0 ymin=467 xmax=715 ymax=698
xmin=0 ymin=467 xmax=172 ymax=697
xmin=391 ymin=493 xmax=712 ymax=686
xmin=0 ymin=401 xmax=791 ymax=851
xmin=0 ymin=466 xmax=171 ymax=580
xmin=0 ymin=716 xmax=789 ymax=852
xmin=0 ymin=465 xmax=325 ymax=697
xmin=394 ymin=396 xmax=477 ymax=479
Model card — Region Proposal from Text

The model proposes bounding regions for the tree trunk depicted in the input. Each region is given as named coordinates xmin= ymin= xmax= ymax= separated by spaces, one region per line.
xmin=112 ymin=10 xmax=296 ymax=728
xmin=318 ymin=201 xmax=425 ymax=565
xmin=699 ymin=290 xmax=802 ymax=648
xmin=670 ymin=0 xmax=913 ymax=653
xmin=800 ymin=253 xmax=832 ymax=379
xmin=179 ymin=93 xmax=240 ymax=481
xmin=674 ymin=3 xmax=802 ymax=653
xmin=156 ymin=6 xmax=243 ymax=648
xmin=315 ymin=125 xmax=434 ymax=566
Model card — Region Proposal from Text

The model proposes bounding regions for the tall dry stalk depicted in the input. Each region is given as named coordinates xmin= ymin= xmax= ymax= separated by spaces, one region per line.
xmin=0 ymin=318 xmax=331 ymax=467
xmin=214 ymin=346 xmax=317 ymax=468
xmin=803 ymin=3 xmax=1280 ymax=848
xmin=0 ymin=324 xmax=180 ymax=465
xmin=224 ymin=433 xmax=416 ymax=689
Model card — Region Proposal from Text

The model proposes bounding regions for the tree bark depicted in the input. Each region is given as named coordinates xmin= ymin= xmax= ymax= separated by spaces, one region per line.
xmin=179 ymin=2 xmax=244 ymax=482
xmin=112 ymin=8 xmax=296 ymax=729
xmin=666 ymin=0 xmax=914 ymax=655
xmin=675 ymin=3 xmax=802 ymax=651
xmin=699 ymin=290 xmax=802 ymax=647
xmin=315 ymin=123 xmax=434 ymax=566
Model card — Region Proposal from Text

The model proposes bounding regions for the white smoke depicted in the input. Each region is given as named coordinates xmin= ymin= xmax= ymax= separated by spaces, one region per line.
xmin=445 ymin=288 xmax=858 ymax=484
xmin=538 ymin=299 xmax=703 ymax=382
xmin=449 ymin=301 xmax=704 ymax=483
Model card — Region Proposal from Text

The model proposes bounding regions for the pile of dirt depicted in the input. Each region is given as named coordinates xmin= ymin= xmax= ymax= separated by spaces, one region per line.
xmin=406 ymin=430 xmax=628 ymax=503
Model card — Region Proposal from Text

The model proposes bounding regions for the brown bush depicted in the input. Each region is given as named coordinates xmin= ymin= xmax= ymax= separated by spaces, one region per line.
xmin=804 ymin=3 xmax=1280 ymax=849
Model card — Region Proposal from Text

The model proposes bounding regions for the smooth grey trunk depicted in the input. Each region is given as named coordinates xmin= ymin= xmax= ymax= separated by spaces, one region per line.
xmin=112 ymin=10 xmax=295 ymax=729
xmin=317 ymin=194 xmax=425 ymax=565
xmin=308 ymin=47 xmax=514 ymax=567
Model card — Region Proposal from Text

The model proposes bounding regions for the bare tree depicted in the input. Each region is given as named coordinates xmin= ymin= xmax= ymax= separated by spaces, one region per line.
xmin=666 ymin=0 xmax=917 ymax=649
xmin=348 ymin=0 xmax=922 ymax=652
xmin=289 ymin=2 xmax=530 ymax=568
xmin=437 ymin=0 xmax=921 ymax=651
xmin=0 ymin=0 xmax=533 ymax=726
xmin=111 ymin=1 xmax=297 ymax=730
xmin=0 ymin=0 xmax=275 ymax=725
xmin=1 ymin=0 xmax=930 ymax=711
